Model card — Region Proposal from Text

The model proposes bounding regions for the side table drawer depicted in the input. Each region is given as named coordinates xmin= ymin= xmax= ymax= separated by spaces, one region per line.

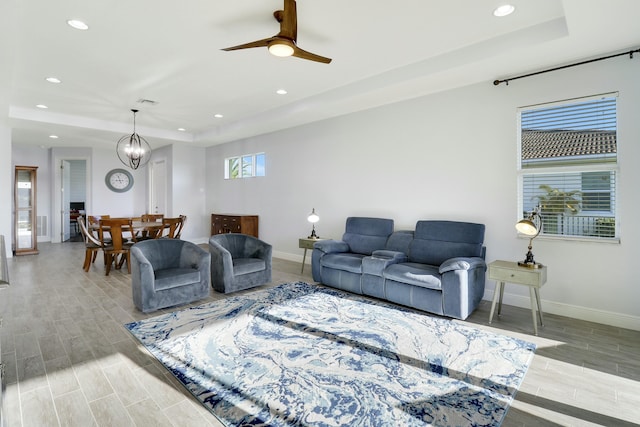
xmin=489 ymin=265 xmax=540 ymax=286
xmin=299 ymin=239 xmax=317 ymax=250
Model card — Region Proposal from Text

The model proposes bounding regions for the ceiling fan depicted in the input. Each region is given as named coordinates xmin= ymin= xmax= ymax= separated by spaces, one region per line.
xmin=222 ymin=0 xmax=332 ymax=64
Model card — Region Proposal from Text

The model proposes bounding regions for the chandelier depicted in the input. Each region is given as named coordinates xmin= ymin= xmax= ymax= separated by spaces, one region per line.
xmin=116 ymin=109 xmax=151 ymax=170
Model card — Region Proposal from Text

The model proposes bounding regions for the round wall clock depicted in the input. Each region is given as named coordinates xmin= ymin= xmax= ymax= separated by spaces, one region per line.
xmin=105 ymin=168 xmax=134 ymax=193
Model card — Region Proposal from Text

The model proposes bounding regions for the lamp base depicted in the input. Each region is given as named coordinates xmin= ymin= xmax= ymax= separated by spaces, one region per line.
xmin=308 ymin=229 xmax=319 ymax=239
xmin=518 ymin=261 xmax=544 ymax=269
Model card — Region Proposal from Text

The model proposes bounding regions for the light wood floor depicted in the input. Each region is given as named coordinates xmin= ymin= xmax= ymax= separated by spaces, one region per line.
xmin=1 ymin=242 xmax=639 ymax=426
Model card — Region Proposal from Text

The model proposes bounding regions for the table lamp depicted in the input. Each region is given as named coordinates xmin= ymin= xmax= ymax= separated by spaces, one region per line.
xmin=516 ymin=207 xmax=543 ymax=268
xmin=307 ymin=208 xmax=320 ymax=239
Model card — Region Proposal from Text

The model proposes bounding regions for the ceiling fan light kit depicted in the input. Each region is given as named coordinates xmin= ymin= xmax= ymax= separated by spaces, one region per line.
xmin=268 ymin=40 xmax=295 ymax=57
xmin=222 ymin=0 xmax=332 ymax=64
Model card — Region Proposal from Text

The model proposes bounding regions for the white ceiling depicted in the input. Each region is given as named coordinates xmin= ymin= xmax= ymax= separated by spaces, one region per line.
xmin=2 ymin=0 xmax=639 ymax=150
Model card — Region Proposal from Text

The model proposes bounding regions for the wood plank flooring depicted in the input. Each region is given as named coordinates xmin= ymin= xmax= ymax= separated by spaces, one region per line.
xmin=1 ymin=242 xmax=638 ymax=426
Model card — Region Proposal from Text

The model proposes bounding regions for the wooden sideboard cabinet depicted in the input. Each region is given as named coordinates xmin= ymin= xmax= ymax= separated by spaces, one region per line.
xmin=211 ymin=214 xmax=259 ymax=238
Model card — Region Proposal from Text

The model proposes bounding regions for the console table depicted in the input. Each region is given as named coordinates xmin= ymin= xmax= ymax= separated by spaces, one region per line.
xmin=488 ymin=260 xmax=547 ymax=335
xmin=211 ymin=214 xmax=259 ymax=238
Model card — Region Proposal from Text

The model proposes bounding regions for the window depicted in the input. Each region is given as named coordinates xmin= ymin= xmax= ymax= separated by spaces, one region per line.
xmin=518 ymin=94 xmax=618 ymax=240
xmin=225 ymin=153 xmax=265 ymax=179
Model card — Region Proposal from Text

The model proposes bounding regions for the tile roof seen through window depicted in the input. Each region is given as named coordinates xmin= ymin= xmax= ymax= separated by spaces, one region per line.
xmin=521 ymin=129 xmax=617 ymax=160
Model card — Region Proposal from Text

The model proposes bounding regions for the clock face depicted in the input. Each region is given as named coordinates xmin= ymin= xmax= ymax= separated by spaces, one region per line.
xmin=105 ymin=169 xmax=134 ymax=192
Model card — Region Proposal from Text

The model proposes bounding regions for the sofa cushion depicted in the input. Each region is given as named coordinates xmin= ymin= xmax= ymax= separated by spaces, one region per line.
xmin=233 ymin=258 xmax=266 ymax=276
xmin=409 ymin=221 xmax=485 ymax=265
xmin=154 ymin=268 xmax=201 ymax=291
xmin=363 ymin=251 xmax=408 ymax=276
xmin=343 ymin=217 xmax=394 ymax=255
xmin=385 ymin=230 xmax=413 ymax=253
xmin=384 ymin=262 xmax=442 ymax=290
xmin=321 ymin=253 xmax=365 ymax=274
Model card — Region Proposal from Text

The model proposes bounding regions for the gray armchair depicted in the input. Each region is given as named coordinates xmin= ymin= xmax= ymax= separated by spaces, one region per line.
xmin=208 ymin=233 xmax=272 ymax=293
xmin=131 ymin=239 xmax=211 ymax=313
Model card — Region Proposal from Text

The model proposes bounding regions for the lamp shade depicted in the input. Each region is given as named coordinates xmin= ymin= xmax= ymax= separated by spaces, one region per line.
xmin=307 ymin=208 xmax=319 ymax=239
xmin=515 ymin=219 xmax=538 ymax=236
xmin=307 ymin=209 xmax=319 ymax=223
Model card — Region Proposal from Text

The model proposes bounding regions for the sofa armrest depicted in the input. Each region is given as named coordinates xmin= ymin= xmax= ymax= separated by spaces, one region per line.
xmin=363 ymin=250 xmax=408 ymax=276
xmin=313 ymin=239 xmax=350 ymax=254
xmin=371 ymin=249 xmax=407 ymax=261
xmin=131 ymin=246 xmax=158 ymax=308
xmin=439 ymin=257 xmax=486 ymax=274
xmin=131 ymin=246 xmax=155 ymax=281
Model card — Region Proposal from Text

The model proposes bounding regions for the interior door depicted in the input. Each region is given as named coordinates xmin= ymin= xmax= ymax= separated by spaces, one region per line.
xmin=61 ymin=160 xmax=71 ymax=241
xmin=150 ymin=159 xmax=167 ymax=215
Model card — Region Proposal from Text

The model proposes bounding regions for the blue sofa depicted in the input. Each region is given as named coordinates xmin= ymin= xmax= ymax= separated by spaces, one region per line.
xmin=311 ymin=217 xmax=486 ymax=320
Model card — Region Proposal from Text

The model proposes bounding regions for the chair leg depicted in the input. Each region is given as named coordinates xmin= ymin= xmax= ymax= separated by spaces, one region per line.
xmin=105 ymin=254 xmax=112 ymax=276
xmin=83 ymin=249 xmax=92 ymax=272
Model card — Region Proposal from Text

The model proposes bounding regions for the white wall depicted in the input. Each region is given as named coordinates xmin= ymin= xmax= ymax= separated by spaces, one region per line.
xmin=0 ymin=125 xmax=12 ymax=257
xmin=171 ymin=144 xmax=208 ymax=242
xmin=205 ymin=58 xmax=640 ymax=330
xmin=89 ymin=146 xmax=148 ymax=218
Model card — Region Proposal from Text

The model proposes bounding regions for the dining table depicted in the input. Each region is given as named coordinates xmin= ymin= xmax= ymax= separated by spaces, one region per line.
xmin=90 ymin=219 xmax=168 ymax=238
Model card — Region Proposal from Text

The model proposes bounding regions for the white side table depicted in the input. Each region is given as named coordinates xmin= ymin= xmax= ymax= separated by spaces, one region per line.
xmin=488 ymin=260 xmax=548 ymax=335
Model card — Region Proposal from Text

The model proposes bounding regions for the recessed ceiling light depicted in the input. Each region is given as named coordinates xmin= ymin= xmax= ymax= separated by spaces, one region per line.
xmin=36 ymin=104 xmax=48 ymax=109
xmin=276 ymin=89 xmax=288 ymax=95
xmin=493 ymin=4 xmax=515 ymax=17
xmin=214 ymin=114 xmax=223 ymax=118
xmin=67 ymin=19 xmax=89 ymax=30
xmin=45 ymin=77 xmax=61 ymax=84
xmin=49 ymin=135 xmax=59 ymax=139
xmin=177 ymin=128 xmax=186 ymax=132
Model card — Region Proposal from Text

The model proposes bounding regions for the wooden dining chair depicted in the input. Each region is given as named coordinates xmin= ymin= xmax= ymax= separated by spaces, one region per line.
xmin=139 ymin=213 xmax=164 ymax=240
xmin=177 ymin=215 xmax=186 ymax=239
xmin=77 ymin=216 xmax=102 ymax=272
xmin=88 ymin=215 xmax=110 ymax=226
xmin=88 ymin=215 xmax=111 ymax=243
xmin=99 ymin=218 xmax=137 ymax=275
xmin=160 ymin=216 xmax=184 ymax=239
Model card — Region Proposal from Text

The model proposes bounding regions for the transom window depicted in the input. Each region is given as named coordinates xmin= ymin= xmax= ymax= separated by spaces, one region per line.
xmin=224 ymin=153 xmax=265 ymax=179
xmin=518 ymin=94 xmax=618 ymax=240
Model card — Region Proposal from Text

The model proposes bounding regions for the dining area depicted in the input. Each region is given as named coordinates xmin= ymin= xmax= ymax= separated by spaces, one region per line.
xmin=77 ymin=214 xmax=187 ymax=275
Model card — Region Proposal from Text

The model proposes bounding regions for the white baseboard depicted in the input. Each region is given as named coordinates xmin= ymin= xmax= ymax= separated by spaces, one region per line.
xmin=273 ymin=250 xmax=306 ymax=264
xmin=484 ymin=289 xmax=640 ymax=331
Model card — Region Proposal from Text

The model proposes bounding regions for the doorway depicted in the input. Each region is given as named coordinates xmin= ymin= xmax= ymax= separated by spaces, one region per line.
xmin=52 ymin=152 xmax=90 ymax=244
xmin=61 ymin=159 xmax=86 ymax=242
xmin=149 ymin=159 xmax=167 ymax=215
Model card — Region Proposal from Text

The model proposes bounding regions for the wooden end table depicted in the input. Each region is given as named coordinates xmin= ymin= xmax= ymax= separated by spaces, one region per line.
xmin=488 ymin=260 xmax=548 ymax=335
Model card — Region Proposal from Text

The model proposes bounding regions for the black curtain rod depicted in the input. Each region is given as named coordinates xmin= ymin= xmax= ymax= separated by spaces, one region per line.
xmin=493 ymin=48 xmax=640 ymax=86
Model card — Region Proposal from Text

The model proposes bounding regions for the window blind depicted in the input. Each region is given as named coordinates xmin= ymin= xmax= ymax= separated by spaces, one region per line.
xmin=518 ymin=94 xmax=618 ymax=240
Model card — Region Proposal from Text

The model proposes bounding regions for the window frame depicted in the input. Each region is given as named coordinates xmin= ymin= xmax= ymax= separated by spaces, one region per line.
xmin=224 ymin=152 xmax=265 ymax=180
xmin=516 ymin=93 xmax=619 ymax=243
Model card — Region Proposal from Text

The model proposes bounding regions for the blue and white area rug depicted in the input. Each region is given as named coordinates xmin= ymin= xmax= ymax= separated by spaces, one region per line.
xmin=125 ymin=282 xmax=535 ymax=427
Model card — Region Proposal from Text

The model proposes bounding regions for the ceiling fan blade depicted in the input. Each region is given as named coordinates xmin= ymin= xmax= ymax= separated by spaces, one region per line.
xmin=276 ymin=0 xmax=297 ymax=41
xmin=292 ymin=45 xmax=332 ymax=64
xmin=222 ymin=0 xmax=331 ymax=64
xmin=221 ymin=37 xmax=274 ymax=51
